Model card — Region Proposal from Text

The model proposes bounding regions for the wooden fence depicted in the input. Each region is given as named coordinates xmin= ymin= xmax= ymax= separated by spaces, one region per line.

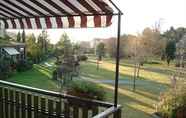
xmin=0 ymin=80 xmax=122 ymax=118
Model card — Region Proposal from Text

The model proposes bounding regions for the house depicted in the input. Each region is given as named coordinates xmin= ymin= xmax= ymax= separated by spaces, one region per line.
xmin=0 ymin=41 xmax=26 ymax=62
xmin=176 ymin=34 xmax=186 ymax=67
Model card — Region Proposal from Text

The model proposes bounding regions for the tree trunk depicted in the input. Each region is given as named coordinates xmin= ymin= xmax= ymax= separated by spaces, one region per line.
xmin=167 ymin=59 xmax=170 ymax=66
xmin=133 ymin=63 xmax=137 ymax=92
xmin=137 ymin=64 xmax=140 ymax=78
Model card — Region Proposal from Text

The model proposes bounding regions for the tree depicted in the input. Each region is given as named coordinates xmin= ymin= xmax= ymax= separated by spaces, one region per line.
xmin=26 ymin=34 xmax=40 ymax=63
xmin=37 ymin=30 xmax=49 ymax=55
xmin=163 ymin=27 xmax=186 ymax=43
xmin=165 ymin=40 xmax=176 ymax=66
xmin=56 ymin=33 xmax=73 ymax=58
xmin=104 ymin=37 xmax=116 ymax=58
xmin=17 ymin=32 xmax=21 ymax=42
xmin=22 ymin=30 xmax=26 ymax=43
xmin=73 ymin=43 xmax=80 ymax=55
xmin=96 ymin=42 xmax=105 ymax=61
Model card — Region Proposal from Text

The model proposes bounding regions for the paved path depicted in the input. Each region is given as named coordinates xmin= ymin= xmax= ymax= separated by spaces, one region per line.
xmin=79 ymin=76 xmax=159 ymax=85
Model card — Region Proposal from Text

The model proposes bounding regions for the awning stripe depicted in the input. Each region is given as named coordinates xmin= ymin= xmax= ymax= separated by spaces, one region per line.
xmin=56 ymin=17 xmax=63 ymax=28
xmin=85 ymin=0 xmax=102 ymax=12
xmin=44 ymin=0 xmax=70 ymax=15
xmin=78 ymin=0 xmax=98 ymax=14
xmin=106 ymin=15 xmax=112 ymax=26
xmin=0 ymin=11 xmax=11 ymax=18
xmin=68 ymin=0 xmax=90 ymax=14
xmin=26 ymin=18 xmax=32 ymax=29
xmin=15 ymin=0 xmax=45 ymax=16
xmin=0 ymin=5 xmax=20 ymax=18
xmin=92 ymin=0 xmax=112 ymax=13
xmin=61 ymin=0 xmax=84 ymax=15
xmin=11 ymin=19 xmax=16 ymax=29
xmin=0 ymin=0 xmax=113 ymax=29
xmin=1 ymin=16 xmax=112 ymax=29
xmin=19 ymin=19 xmax=24 ymax=29
xmin=81 ymin=16 xmax=87 ymax=27
xmin=0 ymin=1 xmax=28 ymax=16
xmin=68 ymin=17 xmax=75 ymax=28
xmin=10 ymin=0 xmax=39 ymax=16
xmin=21 ymin=0 xmax=50 ymax=15
xmin=0 ymin=3 xmax=25 ymax=17
xmin=15 ymin=19 xmax=21 ymax=29
xmin=35 ymin=17 xmax=42 ymax=29
xmin=45 ymin=17 xmax=52 ymax=28
xmin=3 ymin=0 xmax=36 ymax=16
xmin=94 ymin=16 xmax=101 ymax=27
xmin=30 ymin=0 xmax=58 ymax=16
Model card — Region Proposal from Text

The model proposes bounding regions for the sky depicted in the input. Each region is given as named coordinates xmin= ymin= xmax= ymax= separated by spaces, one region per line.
xmin=7 ymin=0 xmax=186 ymax=44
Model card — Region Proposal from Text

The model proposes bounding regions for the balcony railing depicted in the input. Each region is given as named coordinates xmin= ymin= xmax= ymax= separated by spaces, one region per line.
xmin=0 ymin=80 xmax=122 ymax=118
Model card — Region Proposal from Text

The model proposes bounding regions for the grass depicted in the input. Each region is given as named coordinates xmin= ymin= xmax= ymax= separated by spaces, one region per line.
xmin=6 ymin=57 xmax=173 ymax=118
xmin=7 ymin=58 xmax=60 ymax=91
xmin=79 ymin=58 xmax=172 ymax=118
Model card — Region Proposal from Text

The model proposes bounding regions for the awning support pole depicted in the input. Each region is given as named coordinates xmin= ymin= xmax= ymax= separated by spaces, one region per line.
xmin=114 ymin=12 xmax=122 ymax=107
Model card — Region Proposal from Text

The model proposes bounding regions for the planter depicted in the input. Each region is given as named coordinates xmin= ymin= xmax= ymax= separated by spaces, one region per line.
xmin=66 ymin=90 xmax=100 ymax=109
xmin=154 ymin=107 xmax=186 ymax=118
xmin=67 ymin=90 xmax=99 ymax=100
xmin=152 ymin=112 xmax=168 ymax=118
xmin=175 ymin=107 xmax=186 ymax=118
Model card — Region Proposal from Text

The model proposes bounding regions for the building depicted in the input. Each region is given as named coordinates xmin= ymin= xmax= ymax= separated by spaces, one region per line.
xmin=0 ymin=41 xmax=26 ymax=62
xmin=176 ymin=34 xmax=186 ymax=67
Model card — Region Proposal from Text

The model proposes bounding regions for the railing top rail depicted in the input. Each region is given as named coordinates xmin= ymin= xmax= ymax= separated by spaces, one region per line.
xmin=0 ymin=80 xmax=113 ymax=107
xmin=93 ymin=105 xmax=122 ymax=118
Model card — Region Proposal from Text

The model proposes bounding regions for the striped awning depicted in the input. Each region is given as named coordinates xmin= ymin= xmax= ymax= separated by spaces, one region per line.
xmin=0 ymin=0 xmax=114 ymax=29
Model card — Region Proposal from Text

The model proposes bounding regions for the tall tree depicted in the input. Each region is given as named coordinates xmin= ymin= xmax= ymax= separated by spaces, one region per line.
xmin=163 ymin=27 xmax=186 ymax=42
xmin=22 ymin=30 xmax=26 ymax=43
xmin=26 ymin=34 xmax=40 ymax=63
xmin=38 ymin=30 xmax=49 ymax=55
xmin=56 ymin=33 xmax=73 ymax=59
xmin=165 ymin=40 xmax=176 ymax=66
xmin=96 ymin=42 xmax=105 ymax=61
xmin=17 ymin=32 xmax=21 ymax=42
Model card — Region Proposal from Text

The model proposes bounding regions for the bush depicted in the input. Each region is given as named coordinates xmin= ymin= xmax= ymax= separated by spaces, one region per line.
xmin=0 ymin=58 xmax=13 ymax=80
xmin=79 ymin=55 xmax=88 ymax=61
xmin=144 ymin=60 xmax=161 ymax=65
xmin=66 ymin=80 xmax=105 ymax=100
xmin=157 ymin=82 xmax=186 ymax=118
xmin=16 ymin=59 xmax=33 ymax=72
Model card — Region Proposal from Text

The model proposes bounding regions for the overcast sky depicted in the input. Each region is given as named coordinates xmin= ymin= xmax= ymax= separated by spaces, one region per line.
xmin=8 ymin=0 xmax=186 ymax=44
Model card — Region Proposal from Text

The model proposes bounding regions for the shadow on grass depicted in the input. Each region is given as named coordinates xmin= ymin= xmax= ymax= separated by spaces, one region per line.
xmin=104 ymin=86 xmax=155 ymax=118
xmin=109 ymin=61 xmax=177 ymax=78
xmin=80 ymin=61 xmax=170 ymax=115
xmin=81 ymin=62 xmax=169 ymax=86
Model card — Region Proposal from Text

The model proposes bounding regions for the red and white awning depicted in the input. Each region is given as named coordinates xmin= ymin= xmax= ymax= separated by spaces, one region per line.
xmin=0 ymin=0 xmax=114 ymax=29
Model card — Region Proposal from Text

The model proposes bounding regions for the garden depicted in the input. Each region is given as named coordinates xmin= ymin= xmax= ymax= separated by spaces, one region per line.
xmin=1 ymin=27 xmax=186 ymax=118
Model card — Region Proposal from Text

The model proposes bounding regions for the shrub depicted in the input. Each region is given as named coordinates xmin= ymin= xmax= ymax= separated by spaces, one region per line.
xmin=79 ymin=55 xmax=88 ymax=61
xmin=52 ymin=70 xmax=58 ymax=80
xmin=66 ymin=80 xmax=105 ymax=100
xmin=16 ymin=59 xmax=33 ymax=72
xmin=0 ymin=58 xmax=13 ymax=80
xmin=157 ymin=82 xmax=186 ymax=118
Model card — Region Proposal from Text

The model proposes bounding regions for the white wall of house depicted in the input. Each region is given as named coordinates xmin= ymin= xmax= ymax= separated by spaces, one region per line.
xmin=0 ymin=22 xmax=5 ymax=38
xmin=0 ymin=29 xmax=5 ymax=38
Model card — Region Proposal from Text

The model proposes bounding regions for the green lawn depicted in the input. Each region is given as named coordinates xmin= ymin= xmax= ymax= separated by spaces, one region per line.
xmin=7 ymin=58 xmax=60 ymax=91
xmin=80 ymin=59 xmax=171 ymax=118
xmin=6 ymin=57 xmax=173 ymax=118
